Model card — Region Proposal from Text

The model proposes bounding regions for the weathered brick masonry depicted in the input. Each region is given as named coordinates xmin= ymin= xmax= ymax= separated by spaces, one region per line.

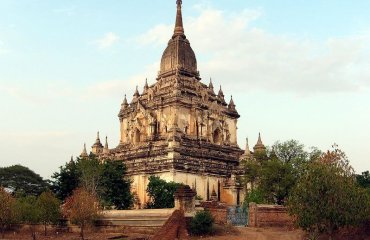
xmin=151 ymin=210 xmax=189 ymax=240
xmin=248 ymin=203 xmax=294 ymax=228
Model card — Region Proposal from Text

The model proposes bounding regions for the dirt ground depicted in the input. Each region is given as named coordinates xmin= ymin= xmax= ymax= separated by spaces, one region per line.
xmin=1 ymin=227 xmax=304 ymax=240
xmin=190 ymin=227 xmax=305 ymax=240
xmin=190 ymin=225 xmax=370 ymax=240
xmin=2 ymin=226 xmax=369 ymax=240
xmin=0 ymin=231 xmax=150 ymax=240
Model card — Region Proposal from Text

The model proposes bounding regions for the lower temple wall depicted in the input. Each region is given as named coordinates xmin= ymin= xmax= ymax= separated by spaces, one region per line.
xmin=248 ymin=203 xmax=294 ymax=228
xmin=96 ymin=209 xmax=173 ymax=233
xmin=131 ymin=171 xmax=243 ymax=207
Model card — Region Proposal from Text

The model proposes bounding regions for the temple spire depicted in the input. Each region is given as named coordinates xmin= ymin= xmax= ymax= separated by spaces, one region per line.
xmin=257 ymin=132 xmax=262 ymax=145
xmin=144 ymin=78 xmax=149 ymax=89
xmin=245 ymin=138 xmax=251 ymax=156
xmin=134 ymin=86 xmax=139 ymax=97
xmin=218 ymin=86 xmax=224 ymax=99
xmin=228 ymin=95 xmax=235 ymax=109
xmin=253 ymin=132 xmax=266 ymax=153
xmin=92 ymin=131 xmax=103 ymax=154
xmin=103 ymin=136 xmax=109 ymax=154
xmin=173 ymin=0 xmax=185 ymax=37
xmin=104 ymin=136 xmax=108 ymax=149
xmin=80 ymin=143 xmax=88 ymax=158
xmin=96 ymin=131 xmax=100 ymax=141
xmin=93 ymin=131 xmax=103 ymax=147
xmin=209 ymin=78 xmax=214 ymax=89
xmin=122 ymin=94 xmax=128 ymax=107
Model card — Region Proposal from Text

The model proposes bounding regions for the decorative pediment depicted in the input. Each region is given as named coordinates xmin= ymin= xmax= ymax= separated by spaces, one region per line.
xmin=212 ymin=120 xmax=222 ymax=131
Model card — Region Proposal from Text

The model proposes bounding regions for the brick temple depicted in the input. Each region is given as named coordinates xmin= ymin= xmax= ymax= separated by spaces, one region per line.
xmin=80 ymin=0 xmax=266 ymax=208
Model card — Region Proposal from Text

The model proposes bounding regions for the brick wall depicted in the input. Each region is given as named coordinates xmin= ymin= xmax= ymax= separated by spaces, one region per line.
xmin=151 ymin=210 xmax=189 ymax=240
xmin=201 ymin=201 xmax=228 ymax=225
xmin=248 ymin=203 xmax=294 ymax=228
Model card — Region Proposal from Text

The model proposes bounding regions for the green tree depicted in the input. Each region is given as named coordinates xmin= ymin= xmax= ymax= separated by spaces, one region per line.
xmin=287 ymin=146 xmax=370 ymax=240
xmin=100 ymin=160 xmax=132 ymax=210
xmin=51 ymin=159 xmax=80 ymax=200
xmin=77 ymin=155 xmax=103 ymax=196
xmin=0 ymin=165 xmax=49 ymax=196
xmin=243 ymin=188 xmax=264 ymax=207
xmin=240 ymin=159 xmax=261 ymax=190
xmin=0 ymin=188 xmax=16 ymax=238
xmin=189 ymin=211 xmax=214 ymax=236
xmin=62 ymin=188 xmax=101 ymax=240
xmin=146 ymin=176 xmax=182 ymax=209
xmin=36 ymin=191 xmax=61 ymax=236
xmin=272 ymin=140 xmax=308 ymax=166
xmin=241 ymin=140 xmax=319 ymax=205
xmin=258 ymin=158 xmax=296 ymax=205
xmin=356 ymin=170 xmax=370 ymax=193
xmin=52 ymin=156 xmax=132 ymax=209
xmin=16 ymin=196 xmax=41 ymax=240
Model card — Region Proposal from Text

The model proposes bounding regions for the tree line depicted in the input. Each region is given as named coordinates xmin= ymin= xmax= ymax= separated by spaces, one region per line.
xmin=241 ymin=140 xmax=370 ymax=240
xmin=0 ymin=154 xmax=182 ymax=239
xmin=0 ymin=155 xmax=133 ymax=240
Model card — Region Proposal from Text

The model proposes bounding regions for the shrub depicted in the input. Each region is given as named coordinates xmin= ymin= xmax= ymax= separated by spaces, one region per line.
xmin=62 ymin=188 xmax=101 ymax=240
xmin=146 ymin=176 xmax=182 ymax=209
xmin=189 ymin=210 xmax=214 ymax=236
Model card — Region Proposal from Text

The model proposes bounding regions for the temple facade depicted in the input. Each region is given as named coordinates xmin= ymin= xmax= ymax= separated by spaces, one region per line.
xmin=81 ymin=0 xmax=266 ymax=208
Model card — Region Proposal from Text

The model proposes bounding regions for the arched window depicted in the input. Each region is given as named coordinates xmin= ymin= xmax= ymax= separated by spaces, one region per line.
xmin=134 ymin=128 xmax=141 ymax=143
xmin=213 ymin=128 xmax=222 ymax=145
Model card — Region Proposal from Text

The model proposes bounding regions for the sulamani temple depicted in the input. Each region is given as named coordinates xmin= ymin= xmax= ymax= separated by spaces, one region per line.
xmin=80 ymin=0 xmax=266 ymax=208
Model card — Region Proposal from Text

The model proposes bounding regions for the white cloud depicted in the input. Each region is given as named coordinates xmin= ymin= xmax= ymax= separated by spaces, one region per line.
xmin=95 ymin=32 xmax=120 ymax=49
xmin=136 ymin=7 xmax=370 ymax=94
xmin=137 ymin=24 xmax=172 ymax=46
xmin=82 ymin=62 xmax=158 ymax=100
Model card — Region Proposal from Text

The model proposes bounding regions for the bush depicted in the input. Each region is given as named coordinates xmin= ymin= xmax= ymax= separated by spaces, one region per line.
xmin=189 ymin=211 xmax=214 ymax=236
xmin=146 ymin=176 xmax=182 ymax=209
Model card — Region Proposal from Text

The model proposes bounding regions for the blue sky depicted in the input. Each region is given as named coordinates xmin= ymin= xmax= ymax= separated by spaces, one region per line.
xmin=0 ymin=0 xmax=369 ymax=179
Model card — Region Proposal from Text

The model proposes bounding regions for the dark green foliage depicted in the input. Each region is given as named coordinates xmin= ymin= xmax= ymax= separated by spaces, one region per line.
xmin=287 ymin=147 xmax=370 ymax=240
xmin=15 ymin=196 xmax=40 ymax=223
xmin=15 ymin=195 xmax=41 ymax=239
xmin=253 ymin=150 xmax=269 ymax=162
xmin=241 ymin=140 xmax=319 ymax=205
xmin=52 ymin=156 xmax=132 ymax=209
xmin=189 ymin=211 xmax=214 ymax=236
xmin=77 ymin=155 xmax=103 ymax=195
xmin=36 ymin=191 xmax=61 ymax=236
xmin=258 ymin=158 xmax=296 ymax=205
xmin=240 ymin=159 xmax=260 ymax=190
xmin=244 ymin=188 xmax=264 ymax=205
xmin=0 ymin=165 xmax=49 ymax=196
xmin=51 ymin=160 xmax=79 ymax=200
xmin=272 ymin=140 xmax=308 ymax=166
xmin=146 ymin=176 xmax=182 ymax=209
xmin=100 ymin=161 xmax=133 ymax=210
xmin=356 ymin=171 xmax=370 ymax=193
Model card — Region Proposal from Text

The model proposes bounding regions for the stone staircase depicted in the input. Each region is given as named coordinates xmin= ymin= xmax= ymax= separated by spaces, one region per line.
xmin=95 ymin=209 xmax=175 ymax=233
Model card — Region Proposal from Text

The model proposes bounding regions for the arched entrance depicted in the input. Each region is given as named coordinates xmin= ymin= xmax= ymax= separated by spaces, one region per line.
xmin=213 ymin=128 xmax=222 ymax=145
xmin=134 ymin=128 xmax=141 ymax=144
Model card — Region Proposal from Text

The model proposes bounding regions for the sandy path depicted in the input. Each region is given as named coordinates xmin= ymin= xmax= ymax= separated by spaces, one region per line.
xmin=191 ymin=227 xmax=305 ymax=240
